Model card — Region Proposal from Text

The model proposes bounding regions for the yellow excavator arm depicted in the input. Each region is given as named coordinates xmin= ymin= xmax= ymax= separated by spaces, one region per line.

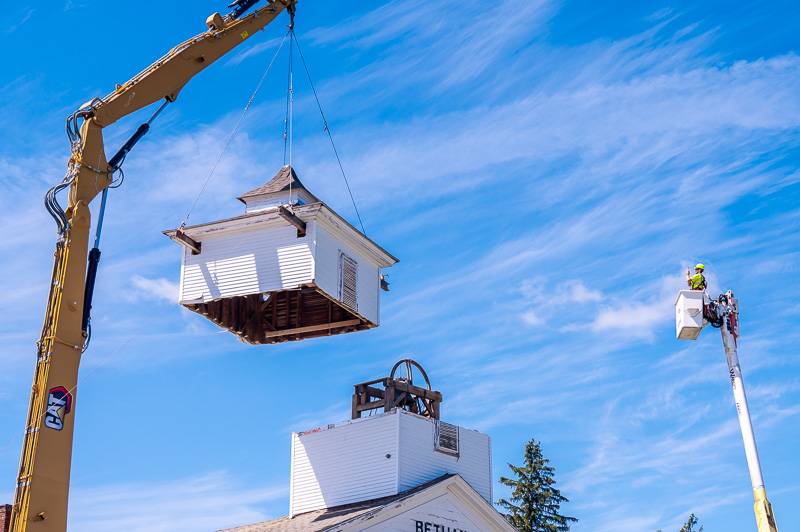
xmin=10 ymin=2 xmax=295 ymax=531
xmin=94 ymin=2 xmax=293 ymax=128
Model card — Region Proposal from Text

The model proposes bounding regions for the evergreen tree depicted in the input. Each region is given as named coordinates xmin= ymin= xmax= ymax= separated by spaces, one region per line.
xmin=679 ymin=513 xmax=703 ymax=532
xmin=498 ymin=439 xmax=577 ymax=531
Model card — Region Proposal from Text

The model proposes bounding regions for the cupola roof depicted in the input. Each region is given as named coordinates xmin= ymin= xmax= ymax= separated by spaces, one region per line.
xmin=237 ymin=165 xmax=320 ymax=204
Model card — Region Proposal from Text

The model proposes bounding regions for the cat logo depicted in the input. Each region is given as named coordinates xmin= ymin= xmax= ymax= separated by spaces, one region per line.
xmin=44 ymin=386 xmax=73 ymax=431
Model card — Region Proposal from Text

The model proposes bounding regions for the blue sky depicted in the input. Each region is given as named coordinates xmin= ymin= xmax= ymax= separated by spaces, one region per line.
xmin=1 ymin=1 xmax=799 ymax=530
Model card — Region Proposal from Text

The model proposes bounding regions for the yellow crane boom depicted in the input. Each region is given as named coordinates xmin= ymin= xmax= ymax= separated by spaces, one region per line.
xmin=10 ymin=2 xmax=296 ymax=530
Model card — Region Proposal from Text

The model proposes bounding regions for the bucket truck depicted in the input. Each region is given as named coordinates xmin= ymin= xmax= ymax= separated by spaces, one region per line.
xmin=676 ymin=287 xmax=778 ymax=532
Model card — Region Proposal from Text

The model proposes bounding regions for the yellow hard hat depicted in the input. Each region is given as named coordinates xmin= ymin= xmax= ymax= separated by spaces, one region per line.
xmin=695 ymin=263 xmax=705 ymax=271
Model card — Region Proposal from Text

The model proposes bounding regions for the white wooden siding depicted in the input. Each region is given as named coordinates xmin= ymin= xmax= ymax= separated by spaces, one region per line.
xmin=315 ymin=224 xmax=380 ymax=324
xmin=289 ymin=410 xmax=492 ymax=517
xmin=179 ymin=223 xmax=313 ymax=304
xmin=398 ymin=413 xmax=492 ymax=503
xmin=174 ymin=203 xmax=392 ymax=324
xmin=290 ymin=414 xmax=399 ymax=516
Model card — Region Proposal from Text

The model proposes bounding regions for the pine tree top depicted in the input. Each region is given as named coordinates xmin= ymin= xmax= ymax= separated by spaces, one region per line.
xmin=497 ymin=439 xmax=577 ymax=532
xmin=679 ymin=513 xmax=703 ymax=532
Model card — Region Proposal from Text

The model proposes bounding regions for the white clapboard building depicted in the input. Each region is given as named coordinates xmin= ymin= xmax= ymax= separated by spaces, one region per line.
xmin=219 ymin=366 xmax=514 ymax=532
xmin=165 ymin=165 xmax=397 ymax=345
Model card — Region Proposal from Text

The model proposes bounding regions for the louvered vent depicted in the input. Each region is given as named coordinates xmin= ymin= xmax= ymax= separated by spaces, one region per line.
xmin=339 ymin=252 xmax=358 ymax=310
xmin=434 ymin=421 xmax=459 ymax=456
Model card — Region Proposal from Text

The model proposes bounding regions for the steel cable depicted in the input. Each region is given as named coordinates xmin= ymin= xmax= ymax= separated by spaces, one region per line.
xmin=181 ymin=30 xmax=290 ymax=228
xmin=292 ymin=31 xmax=367 ymax=236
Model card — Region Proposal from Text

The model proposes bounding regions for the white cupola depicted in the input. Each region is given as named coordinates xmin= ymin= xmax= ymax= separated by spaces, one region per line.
xmin=165 ymin=165 xmax=397 ymax=345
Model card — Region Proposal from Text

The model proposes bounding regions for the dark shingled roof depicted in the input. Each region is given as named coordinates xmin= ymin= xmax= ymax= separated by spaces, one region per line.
xmin=217 ymin=474 xmax=457 ymax=532
xmin=238 ymin=165 xmax=319 ymax=203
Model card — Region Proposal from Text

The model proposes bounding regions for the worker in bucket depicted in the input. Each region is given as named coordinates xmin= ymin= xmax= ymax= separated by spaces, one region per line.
xmin=687 ymin=263 xmax=707 ymax=291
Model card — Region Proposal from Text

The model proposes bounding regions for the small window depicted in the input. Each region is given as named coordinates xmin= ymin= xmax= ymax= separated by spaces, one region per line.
xmin=434 ymin=421 xmax=459 ymax=456
xmin=339 ymin=252 xmax=358 ymax=311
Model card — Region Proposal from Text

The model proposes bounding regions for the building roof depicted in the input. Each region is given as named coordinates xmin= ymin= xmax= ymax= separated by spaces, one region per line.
xmin=218 ymin=475 xmax=458 ymax=532
xmin=218 ymin=473 xmax=515 ymax=531
xmin=238 ymin=165 xmax=320 ymax=203
xmin=164 ymin=202 xmax=398 ymax=267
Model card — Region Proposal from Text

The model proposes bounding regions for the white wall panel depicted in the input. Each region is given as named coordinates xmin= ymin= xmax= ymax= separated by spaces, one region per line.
xmin=289 ymin=411 xmax=493 ymax=517
xmin=398 ymin=413 xmax=493 ymax=503
xmin=290 ymin=414 xmax=399 ymax=516
xmin=314 ymin=224 xmax=380 ymax=324
xmin=179 ymin=223 xmax=313 ymax=303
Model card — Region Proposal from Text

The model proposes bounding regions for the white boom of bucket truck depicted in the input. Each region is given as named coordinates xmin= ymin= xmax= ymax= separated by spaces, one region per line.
xmin=675 ymin=288 xmax=778 ymax=532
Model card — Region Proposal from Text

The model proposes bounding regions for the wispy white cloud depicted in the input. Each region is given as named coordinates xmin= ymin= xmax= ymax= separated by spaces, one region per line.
xmin=517 ymin=278 xmax=603 ymax=329
xmin=226 ymin=36 xmax=286 ymax=67
xmin=318 ymin=53 xmax=800 ymax=208
xmin=283 ymin=401 xmax=351 ymax=433
xmin=4 ymin=8 xmax=34 ymax=34
xmin=130 ymin=275 xmax=179 ymax=304
xmin=521 ymin=278 xmax=603 ymax=306
xmin=520 ymin=309 xmax=544 ymax=327
xmin=70 ymin=471 xmax=285 ymax=532
xmin=589 ymin=273 xmax=684 ymax=339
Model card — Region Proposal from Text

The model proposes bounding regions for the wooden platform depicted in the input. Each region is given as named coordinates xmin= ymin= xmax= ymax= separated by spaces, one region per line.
xmin=186 ymin=285 xmax=372 ymax=344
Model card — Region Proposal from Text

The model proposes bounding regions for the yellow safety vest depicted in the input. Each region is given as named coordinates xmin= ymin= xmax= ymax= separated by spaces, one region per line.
xmin=689 ymin=273 xmax=706 ymax=290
